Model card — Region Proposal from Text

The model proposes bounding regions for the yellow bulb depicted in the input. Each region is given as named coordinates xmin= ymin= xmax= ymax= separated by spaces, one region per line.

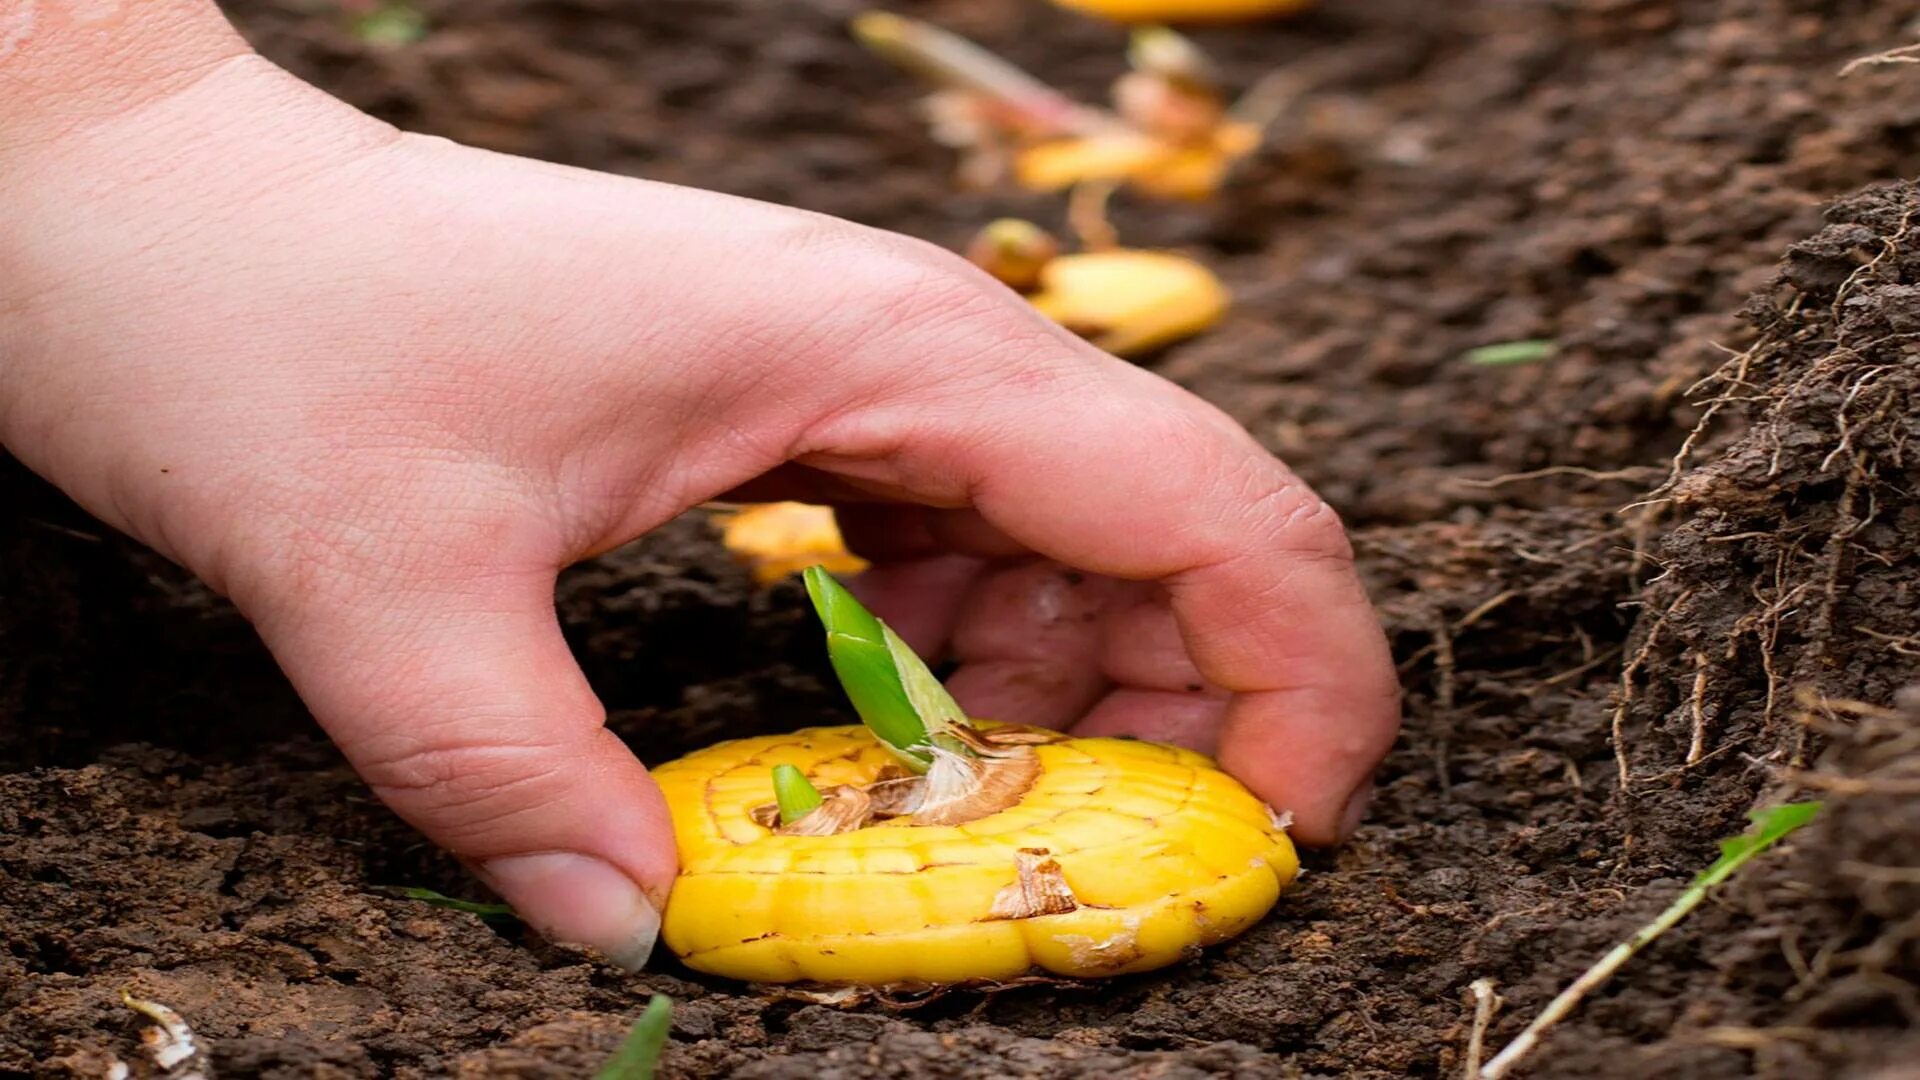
xmin=1014 ymin=121 xmax=1261 ymax=202
xmin=1027 ymin=250 xmax=1230 ymax=357
xmin=714 ymin=502 xmax=868 ymax=586
xmin=1048 ymin=0 xmax=1315 ymax=23
xmin=657 ymin=724 xmax=1298 ymax=986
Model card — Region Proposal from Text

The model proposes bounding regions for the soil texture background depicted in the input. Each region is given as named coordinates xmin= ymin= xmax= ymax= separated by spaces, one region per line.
xmin=7 ymin=1 xmax=1920 ymax=1077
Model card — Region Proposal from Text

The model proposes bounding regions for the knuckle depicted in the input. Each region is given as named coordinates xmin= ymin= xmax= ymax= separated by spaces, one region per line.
xmin=357 ymin=737 xmax=569 ymax=848
xmin=789 ymin=224 xmax=1058 ymax=362
xmin=1272 ymin=487 xmax=1353 ymax=562
xmin=769 ymin=219 xmax=1118 ymax=418
xmin=1231 ymin=467 xmax=1354 ymax=566
xmin=850 ymin=240 xmax=1008 ymax=337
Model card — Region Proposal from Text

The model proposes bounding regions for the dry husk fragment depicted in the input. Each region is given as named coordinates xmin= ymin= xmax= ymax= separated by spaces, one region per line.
xmin=987 ymin=848 xmax=1080 ymax=919
xmin=758 ymin=784 xmax=874 ymax=836
xmin=748 ymin=725 xmax=1061 ymax=834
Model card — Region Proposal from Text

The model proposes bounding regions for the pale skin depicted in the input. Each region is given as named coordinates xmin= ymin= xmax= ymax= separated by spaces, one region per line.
xmin=0 ymin=2 xmax=1399 ymax=968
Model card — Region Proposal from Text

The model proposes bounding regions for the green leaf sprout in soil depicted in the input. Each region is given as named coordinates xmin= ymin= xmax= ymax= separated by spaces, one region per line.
xmin=772 ymin=763 xmax=826 ymax=825
xmin=344 ymin=1 xmax=429 ymax=47
xmin=1479 ymin=801 xmax=1823 ymax=1080
xmin=1464 ymin=339 xmax=1556 ymax=367
xmin=594 ymin=994 xmax=672 ymax=1080
xmin=382 ymin=886 xmax=518 ymax=921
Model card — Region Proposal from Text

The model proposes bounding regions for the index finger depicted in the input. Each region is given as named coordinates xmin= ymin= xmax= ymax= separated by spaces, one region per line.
xmin=805 ymin=350 xmax=1399 ymax=845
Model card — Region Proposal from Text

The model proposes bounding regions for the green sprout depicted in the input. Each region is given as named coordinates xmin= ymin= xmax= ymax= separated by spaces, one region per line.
xmin=802 ymin=566 xmax=969 ymax=770
xmin=1464 ymin=339 xmax=1556 ymax=367
xmin=594 ymin=994 xmax=672 ymax=1080
xmin=772 ymin=764 xmax=825 ymax=825
xmin=1479 ymin=801 xmax=1823 ymax=1079
xmin=382 ymin=886 xmax=517 ymax=921
xmin=346 ymin=1 xmax=428 ymax=47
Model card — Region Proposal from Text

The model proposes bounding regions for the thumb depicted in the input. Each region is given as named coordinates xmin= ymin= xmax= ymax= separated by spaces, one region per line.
xmin=247 ymin=560 xmax=675 ymax=970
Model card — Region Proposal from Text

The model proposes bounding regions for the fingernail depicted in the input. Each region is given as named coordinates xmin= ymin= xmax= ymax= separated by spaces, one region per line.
xmin=477 ymin=853 xmax=660 ymax=971
xmin=1338 ymin=780 xmax=1375 ymax=840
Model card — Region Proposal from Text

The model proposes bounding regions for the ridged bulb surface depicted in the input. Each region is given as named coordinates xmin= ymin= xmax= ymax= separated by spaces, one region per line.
xmin=657 ymin=724 xmax=1298 ymax=986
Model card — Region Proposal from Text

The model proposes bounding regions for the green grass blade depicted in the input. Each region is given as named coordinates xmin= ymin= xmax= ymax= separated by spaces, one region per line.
xmin=350 ymin=1 xmax=429 ymax=46
xmin=594 ymin=994 xmax=672 ymax=1080
xmin=1464 ymin=339 xmax=1556 ymax=366
xmin=381 ymin=886 xmax=517 ymax=920
xmin=803 ymin=566 xmax=932 ymax=769
xmin=772 ymin=764 xmax=825 ymax=825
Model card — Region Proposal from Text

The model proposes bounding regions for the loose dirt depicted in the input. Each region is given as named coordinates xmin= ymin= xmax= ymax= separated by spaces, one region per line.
xmin=6 ymin=1 xmax=1920 ymax=1076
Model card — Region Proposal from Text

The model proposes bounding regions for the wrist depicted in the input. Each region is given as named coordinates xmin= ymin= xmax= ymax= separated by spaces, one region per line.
xmin=0 ymin=4 xmax=401 ymax=529
xmin=0 ymin=1 xmax=252 ymax=160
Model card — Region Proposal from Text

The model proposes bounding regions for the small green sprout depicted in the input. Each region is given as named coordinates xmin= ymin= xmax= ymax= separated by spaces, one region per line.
xmin=1480 ymin=801 xmax=1823 ymax=1079
xmin=772 ymin=764 xmax=825 ymax=825
xmin=594 ymin=994 xmax=672 ymax=1080
xmin=382 ymin=886 xmax=517 ymax=921
xmin=802 ymin=566 xmax=970 ymax=771
xmin=1465 ymin=339 xmax=1557 ymax=367
xmin=347 ymin=1 xmax=428 ymax=47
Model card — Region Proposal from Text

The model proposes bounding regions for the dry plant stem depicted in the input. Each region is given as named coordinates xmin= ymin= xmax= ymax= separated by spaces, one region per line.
xmin=1840 ymin=43 xmax=1920 ymax=77
xmin=1462 ymin=979 xmax=1502 ymax=1080
xmin=1791 ymin=773 xmax=1920 ymax=796
xmin=852 ymin=14 xmax=1112 ymax=138
xmin=1455 ymin=465 xmax=1661 ymax=490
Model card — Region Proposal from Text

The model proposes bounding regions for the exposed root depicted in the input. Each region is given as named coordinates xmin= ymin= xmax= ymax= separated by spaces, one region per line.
xmin=1455 ymin=465 xmax=1661 ymax=490
xmin=1856 ymin=628 xmax=1920 ymax=657
xmin=1686 ymin=652 xmax=1711 ymax=766
xmin=1839 ymin=42 xmax=1920 ymax=77
xmin=1461 ymin=978 xmax=1502 ymax=1080
xmin=1633 ymin=339 xmax=1770 ymax=506
xmin=1610 ymin=593 xmax=1688 ymax=792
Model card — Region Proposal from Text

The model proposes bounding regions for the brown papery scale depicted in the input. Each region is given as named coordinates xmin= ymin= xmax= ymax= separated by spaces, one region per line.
xmin=748 ymin=725 xmax=1062 ymax=835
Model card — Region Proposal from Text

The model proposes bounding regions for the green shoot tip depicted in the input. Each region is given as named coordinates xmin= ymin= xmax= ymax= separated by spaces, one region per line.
xmin=594 ymin=994 xmax=672 ymax=1080
xmin=772 ymin=764 xmax=826 ymax=825
xmin=802 ymin=565 xmax=971 ymax=770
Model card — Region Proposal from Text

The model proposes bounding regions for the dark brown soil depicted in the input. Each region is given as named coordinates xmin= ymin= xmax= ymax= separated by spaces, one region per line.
xmin=6 ymin=0 xmax=1920 ymax=1076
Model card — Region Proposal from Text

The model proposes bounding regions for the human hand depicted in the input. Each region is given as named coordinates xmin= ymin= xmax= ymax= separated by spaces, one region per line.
xmin=0 ymin=8 xmax=1397 ymax=968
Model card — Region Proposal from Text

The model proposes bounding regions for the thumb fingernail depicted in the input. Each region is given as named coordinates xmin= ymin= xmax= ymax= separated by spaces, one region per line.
xmin=477 ymin=853 xmax=661 ymax=971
